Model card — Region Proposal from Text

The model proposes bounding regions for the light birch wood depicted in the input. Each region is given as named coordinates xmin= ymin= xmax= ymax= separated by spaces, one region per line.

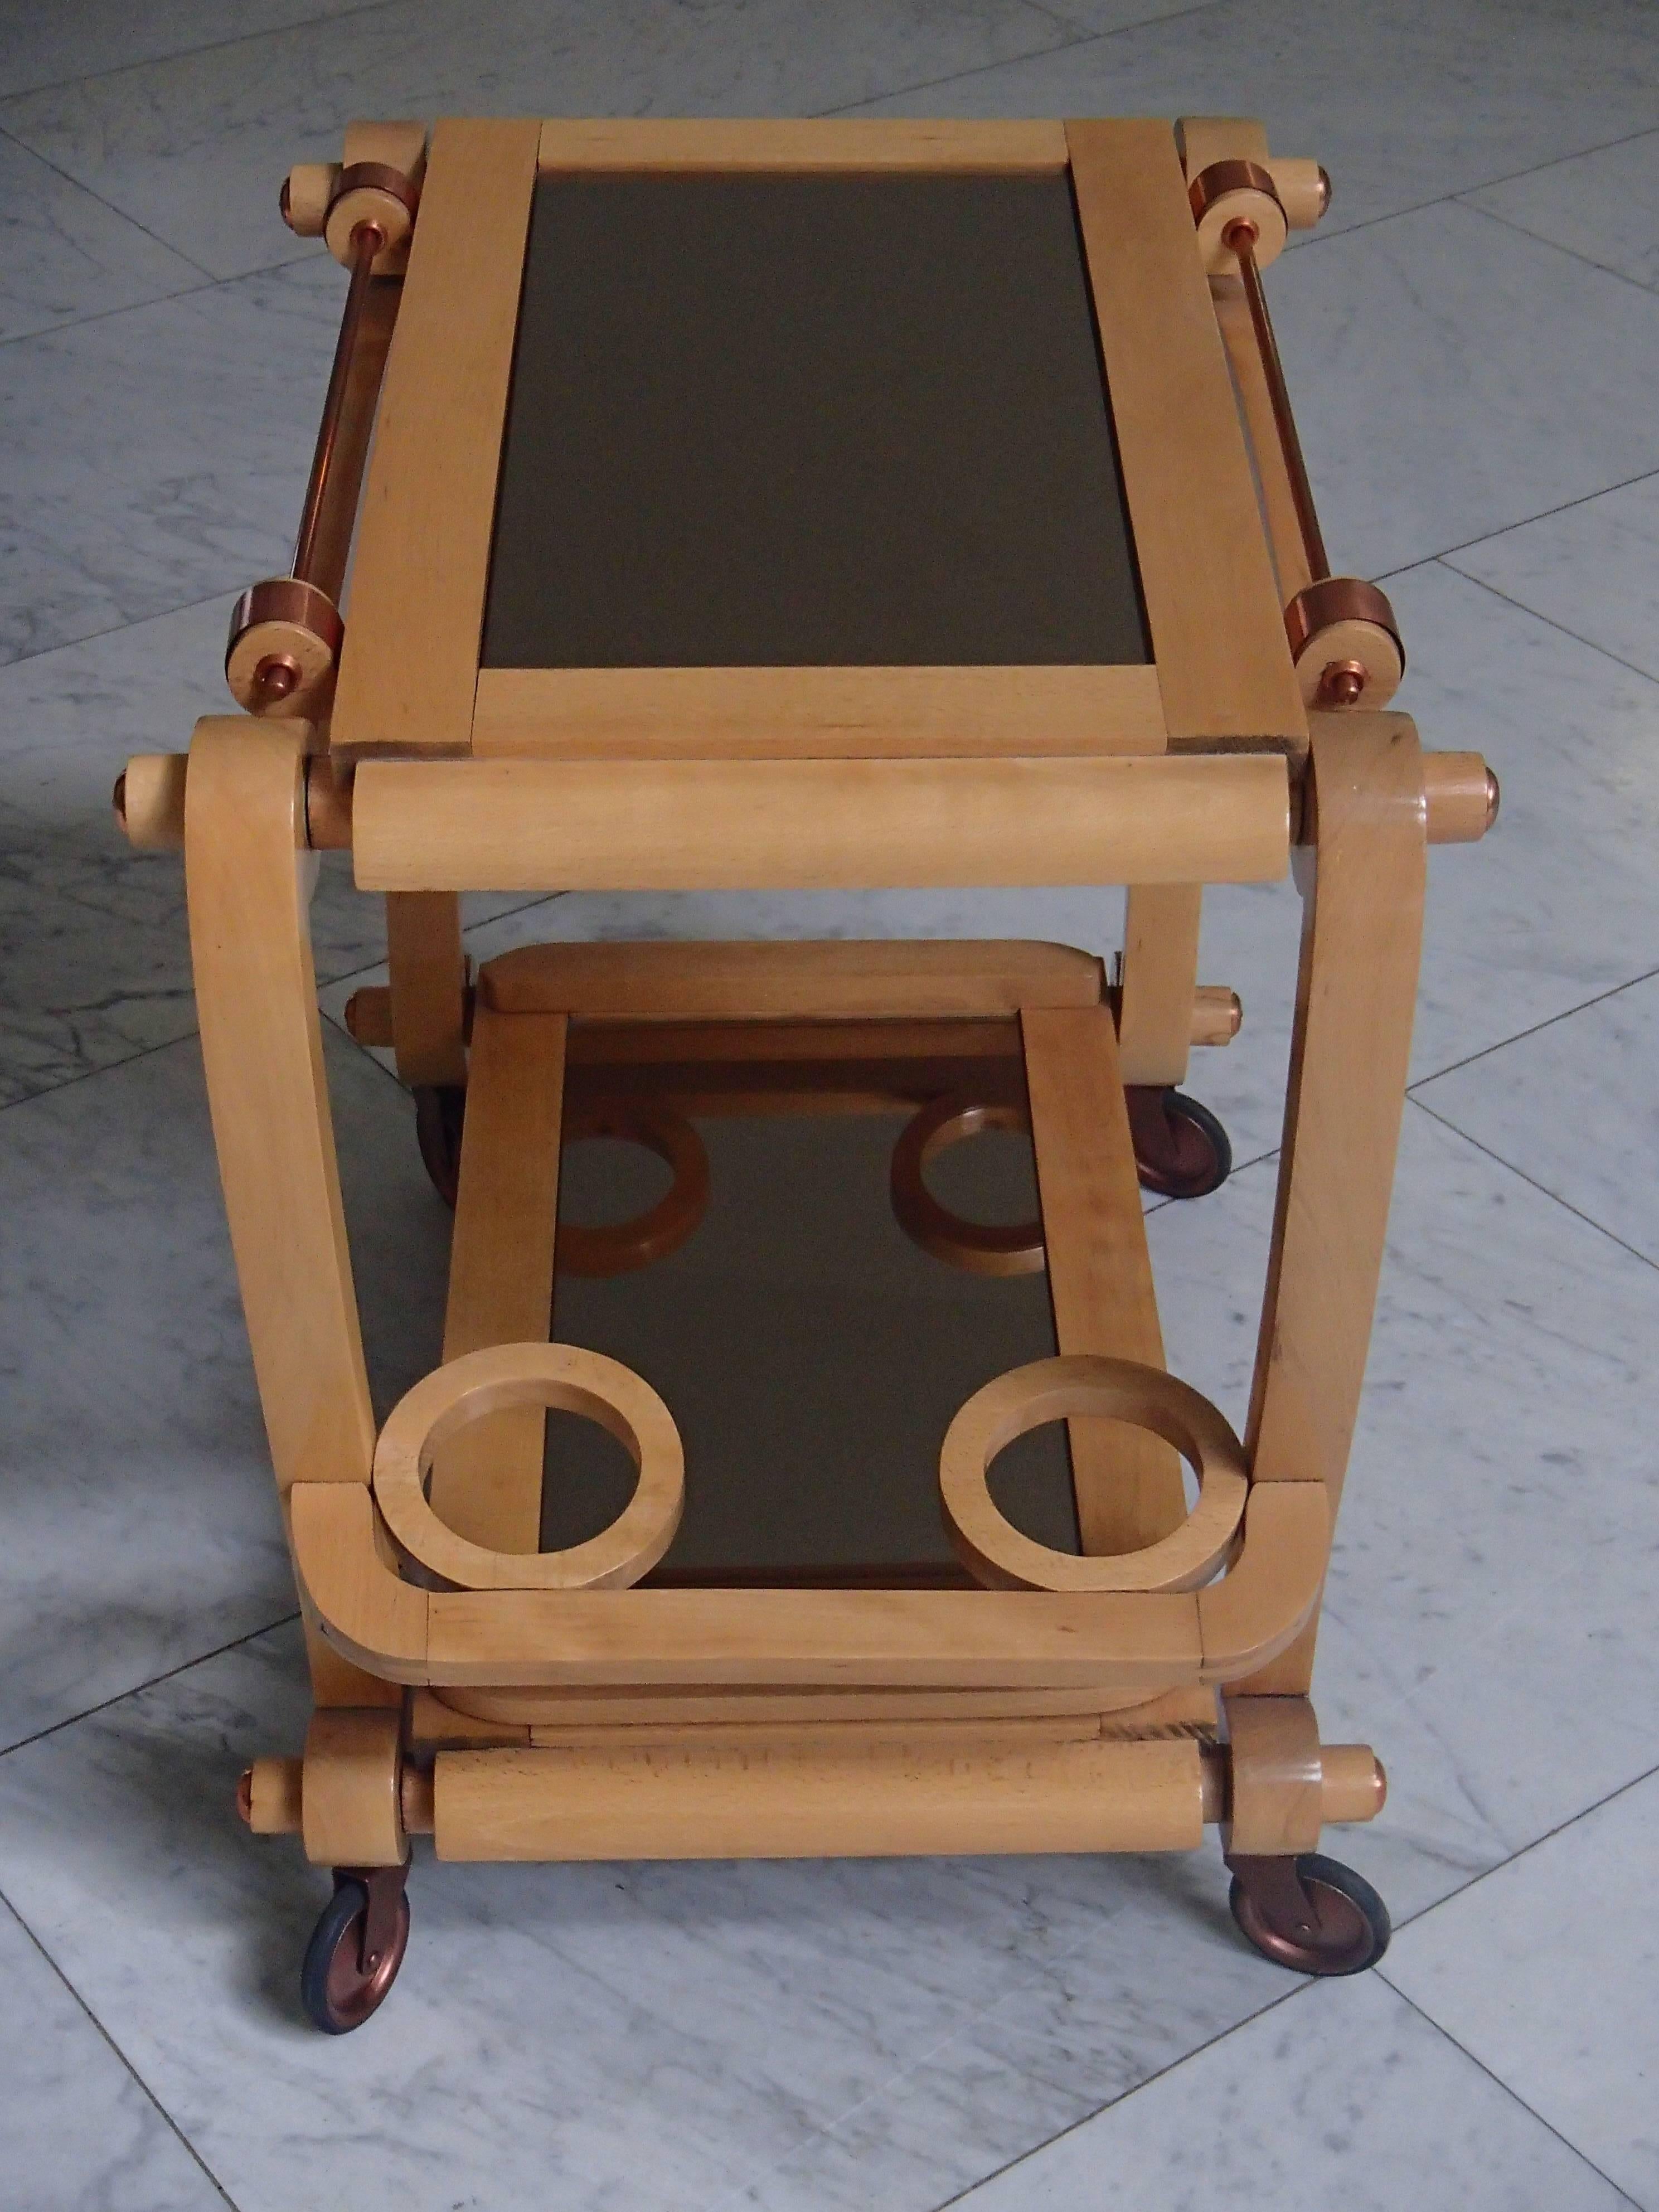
xmin=185 ymin=719 xmax=375 ymax=1497
xmin=1196 ymin=1481 xmax=1329 ymax=1682
xmin=1023 ymin=1005 xmax=1189 ymax=1546
xmin=1067 ymin=119 xmax=1304 ymax=751
xmin=471 ymin=665 xmax=1166 ymax=760
xmin=481 ymin=938 xmax=1104 ymax=1020
xmin=1073 ymin=120 xmax=1303 ymax=1089
xmin=428 ymin=1005 xmax=566 ymax=1549
xmin=376 ymin=1343 xmax=685 ymax=1591
xmin=434 ymin=1682 xmax=1168 ymax=1727
xmin=351 ymin=754 xmax=1292 ymax=891
xmin=1241 ymin=714 xmax=1426 ymax=1694
xmin=384 ymin=890 xmax=467 ymax=1086
xmin=432 ymin=1736 xmax=1205 ymax=1860
xmin=420 ymin=1584 xmax=1202 ymax=1689
xmin=330 ymin=119 xmax=540 ymax=758
xmin=300 ymin=1707 xmax=406 ymax=1866
xmin=536 ymin=118 xmax=1070 ymax=173
xmin=1222 ymin=1691 xmax=1323 ymax=1855
xmin=1117 ymin=882 xmax=1204 ymax=1086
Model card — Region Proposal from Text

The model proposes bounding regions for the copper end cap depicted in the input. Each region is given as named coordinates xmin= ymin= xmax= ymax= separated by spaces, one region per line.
xmin=1316 ymin=165 xmax=1332 ymax=220
xmin=111 ymin=771 xmax=127 ymax=828
xmin=278 ymin=174 xmax=294 ymax=231
xmin=1484 ymin=767 xmax=1501 ymax=831
xmin=235 ymin=1767 xmax=254 ymax=1826
xmin=254 ymin=656 xmax=300 ymax=701
xmin=1319 ymin=659 xmax=1368 ymax=707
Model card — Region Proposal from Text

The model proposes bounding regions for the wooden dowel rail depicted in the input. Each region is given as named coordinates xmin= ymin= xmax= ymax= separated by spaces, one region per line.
xmin=348 ymin=755 xmax=1294 ymax=891
xmin=236 ymin=1733 xmax=1385 ymax=1850
xmin=116 ymin=745 xmax=1498 ymax=858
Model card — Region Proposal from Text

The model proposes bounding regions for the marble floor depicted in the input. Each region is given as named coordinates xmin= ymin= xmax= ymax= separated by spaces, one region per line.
xmin=2 ymin=2 xmax=1657 ymax=2206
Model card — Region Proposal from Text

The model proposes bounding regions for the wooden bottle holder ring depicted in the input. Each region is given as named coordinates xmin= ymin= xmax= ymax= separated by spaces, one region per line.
xmin=560 ymin=1104 xmax=710 ymax=1277
xmin=372 ymin=1342 xmax=684 ymax=1590
xmin=890 ymin=1092 xmax=1045 ymax=1278
xmin=940 ymin=1354 xmax=1248 ymax=1593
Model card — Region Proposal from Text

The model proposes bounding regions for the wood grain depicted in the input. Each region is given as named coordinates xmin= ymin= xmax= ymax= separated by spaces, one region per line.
xmin=536 ymin=118 xmax=1069 ymax=173
xmin=471 ymin=664 xmax=1166 ymax=759
xmin=330 ymin=119 xmax=540 ymax=758
xmin=351 ymin=754 xmax=1292 ymax=892
xmin=1023 ymin=1007 xmax=1188 ymax=1550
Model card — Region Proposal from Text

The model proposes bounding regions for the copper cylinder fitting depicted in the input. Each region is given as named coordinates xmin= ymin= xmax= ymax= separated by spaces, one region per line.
xmin=323 ymin=159 xmax=420 ymax=273
xmin=225 ymin=575 xmax=345 ymax=719
xmin=1189 ymin=157 xmax=1288 ymax=274
xmin=1284 ymin=575 xmax=1406 ymax=711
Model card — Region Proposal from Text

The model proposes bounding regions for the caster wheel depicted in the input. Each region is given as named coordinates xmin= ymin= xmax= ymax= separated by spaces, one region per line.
xmin=414 ymin=1084 xmax=465 ymax=1209
xmin=1127 ymin=1085 xmax=1232 ymax=1200
xmin=1229 ymin=1852 xmax=1390 ymax=1976
xmin=300 ymin=1871 xmax=410 ymax=2034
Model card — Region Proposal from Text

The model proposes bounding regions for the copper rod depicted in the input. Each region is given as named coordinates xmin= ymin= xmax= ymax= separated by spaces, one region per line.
xmin=1226 ymin=222 xmax=1329 ymax=584
xmin=290 ymin=219 xmax=385 ymax=588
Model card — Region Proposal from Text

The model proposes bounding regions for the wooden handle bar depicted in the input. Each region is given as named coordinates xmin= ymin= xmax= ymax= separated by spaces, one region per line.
xmin=350 ymin=755 xmax=1292 ymax=892
xmin=116 ymin=749 xmax=1495 ymax=859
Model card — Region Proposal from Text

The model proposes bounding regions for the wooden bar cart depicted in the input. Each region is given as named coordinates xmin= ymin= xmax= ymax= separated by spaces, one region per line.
xmin=119 ymin=113 xmax=1496 ymax=2032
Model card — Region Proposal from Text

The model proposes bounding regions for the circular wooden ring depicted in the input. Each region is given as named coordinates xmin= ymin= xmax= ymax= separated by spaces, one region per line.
xmin=1285 ymin=576 xmax=1405 ymax=709
xmin=225 ymin=578 xmax=343 ymax=717
xmin=373 ymin=1341 xmax=684 ymax=1590
xmin=1188 ymin=157 xmax=1288 ymax=274
xmin=939 ymin=1354 xmax=1248 ymax=1593
xmin=559 ymin=1105 xmax=710 ymax=1277
xmin=890 ymin=1092 xmax=1044 ymax=1278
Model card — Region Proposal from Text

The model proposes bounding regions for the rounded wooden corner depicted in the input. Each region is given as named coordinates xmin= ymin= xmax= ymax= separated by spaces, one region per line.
xmin=1196 ymin=1482 xmax=1329 ymax=1679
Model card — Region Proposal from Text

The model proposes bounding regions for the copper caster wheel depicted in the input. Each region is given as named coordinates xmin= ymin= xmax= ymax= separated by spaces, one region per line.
xmin=414 ymin=1084 xmax=467 ymax=1209
xmin=1126 ymin=1086 xmax=1232 ymax=1200
xmin=1228 ymin=1852 xmax=1390 ymax=1977
xmin=299 ymin=1869 xmax=411 ymax=2034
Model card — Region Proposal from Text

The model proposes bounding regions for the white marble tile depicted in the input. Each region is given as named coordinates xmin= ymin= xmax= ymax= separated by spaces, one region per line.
xmin=1146 ymin=1107 xmax=1659 ymax=1872
xmin=0 ymin=1023 xmax=447 ymax=1750
xmin=1447 ymin=469 xmax=1659 ymax=681
xmin=1466 ymin=126 xmax=1659 ymax=294
xmin=1260 ymin=203 xmax=1659 ymax=580
xmin=731 ymin=1860 xmax=1288 ymax=2210
xmin=0 ymin=590 xmax=239 ymax=826
xmin=0 ymin=0 xmax=387 ymax=101
xmin=0 ymin=793 xmax=395 ymax=1105
xmin=0 ymin=1624 xmax=1273 ymax=2212
xmin=1416 ymin=972 xmax=1659 ymax=1265
xmin=0 ymin=0 xmax=1077 ymax=280
xmin=848 ymin=0 xmax=1659 ymax=237
xmin=946 ymin=1972 xmax=1631 ymax=2211
xmin=0 ymin=254 xmax=345 ymax=663
xmin=1385 ymin=562 xmax=1659 ymax=1080
xmin=0 ymin=1896 xmax=225 ymax=2212
xmin=1385 ymin=1769 xmax=1659 ymax=2209
xmin=0 ymin=130 xmax=204 ymax=342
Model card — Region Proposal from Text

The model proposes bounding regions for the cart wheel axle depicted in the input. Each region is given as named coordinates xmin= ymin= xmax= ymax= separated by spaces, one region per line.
xmin=1227 ymin=1851 xmax=1390 ymax=1976
xmin=1126 ymin=1085 xmax=1233 ymax=1199
xmin=300 ymin=1862 xmax=411 ymax=2033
